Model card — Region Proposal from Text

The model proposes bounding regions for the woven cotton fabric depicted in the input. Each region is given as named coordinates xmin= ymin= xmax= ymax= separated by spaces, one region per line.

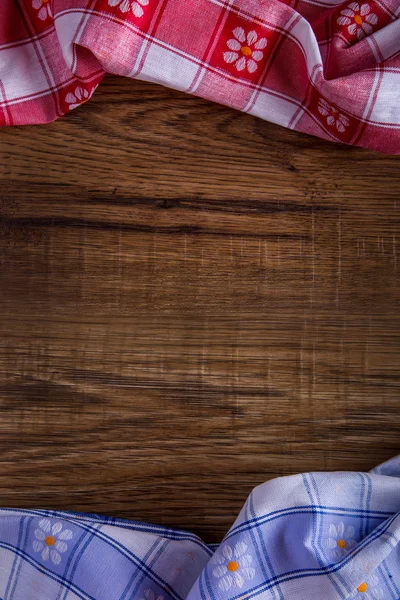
xmin=1 ymin=0 xmax=400 ymax=152
xmin=0 ymin=456 xmax=399 ymax=600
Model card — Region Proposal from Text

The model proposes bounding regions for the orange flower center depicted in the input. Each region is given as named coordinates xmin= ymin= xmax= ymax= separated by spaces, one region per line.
xmin=241 ymin=46 xmax=252 ymax=57
xmin=45 ymin=535 xmax=56 ymax=547
xmin=357 ymin=583 xmax=368 ymax=593
xmin=227 ymin=561 xmax=239 ymax=572
xmin=354 ymin=14 xmax=363 ymax=25
xmin=337 ymin=539 xmax=347 ymax=549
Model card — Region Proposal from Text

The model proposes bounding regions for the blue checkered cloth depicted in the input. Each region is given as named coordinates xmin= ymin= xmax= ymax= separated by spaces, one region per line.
xmin=0 ymin=456 xmax=399 ymax=600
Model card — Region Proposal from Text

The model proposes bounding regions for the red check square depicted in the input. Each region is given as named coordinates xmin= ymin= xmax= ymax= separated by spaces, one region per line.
xmin=209 ymin=12 xmax=271 ymax=85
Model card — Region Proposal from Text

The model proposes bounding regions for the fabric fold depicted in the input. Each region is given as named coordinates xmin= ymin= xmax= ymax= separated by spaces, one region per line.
xmin=1 ymin=0 xmax=400 ymax=152
xmin=0 ymin=455 xmax=399 ymax=599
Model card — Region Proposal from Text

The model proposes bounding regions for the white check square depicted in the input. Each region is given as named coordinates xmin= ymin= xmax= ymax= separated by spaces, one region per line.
xmin=370 ymin=71 xmax=400 ymax=125
xmin=137 ymin=42 xmax=198 ymax=93
xmin=0 ymin=42 xmax=50 ymax=102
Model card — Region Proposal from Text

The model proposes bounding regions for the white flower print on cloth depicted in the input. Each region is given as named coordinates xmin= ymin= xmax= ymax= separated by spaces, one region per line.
xmin=107 ymin=0 xmax=149 ymax=17
xmin=318 ymin=99 xmax=350 ymax=133
xmin=33 ymin=519 xmax=73 ymax=565
xmin=337 ymin=3 xmax=378 ymax=40
xmin=211 ymin=541 xmax=255 ymax=591
xmin=139 ymin=589 xmax=164 ymax=600
xmin=349 ymin=574 xmax=384 ymax=599
xmin=32 ymin=0 xmax=52 ymax=21
xmin=223 ymin=28 xmax=267 ymax=74
xmin=326 ymin=521 xmax=357 ymax=560
xmin=65 ymin=87 xmax=90 ymax=110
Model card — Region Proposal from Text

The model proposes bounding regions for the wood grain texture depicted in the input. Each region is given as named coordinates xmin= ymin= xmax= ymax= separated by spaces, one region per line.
xmin=0 ymin=75 xmax=399 ymax=542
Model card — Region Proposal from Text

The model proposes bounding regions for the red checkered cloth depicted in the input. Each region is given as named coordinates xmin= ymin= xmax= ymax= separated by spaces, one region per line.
xmin=1 ymin=0 xmax=400 ymax=152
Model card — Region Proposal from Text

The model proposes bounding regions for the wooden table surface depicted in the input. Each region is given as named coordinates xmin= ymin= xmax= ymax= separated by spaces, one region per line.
xmin=0 ymin=75 xmax=399 ymax=542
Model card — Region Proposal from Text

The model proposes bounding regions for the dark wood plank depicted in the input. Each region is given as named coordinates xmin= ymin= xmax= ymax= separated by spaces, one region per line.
xmin=0 ymin=75 xmax=399 ymax=541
